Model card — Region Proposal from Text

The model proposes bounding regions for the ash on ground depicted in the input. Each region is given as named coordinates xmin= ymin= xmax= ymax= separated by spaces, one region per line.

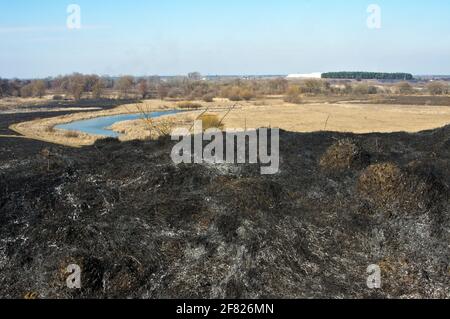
xmin=0 ymin=120 xmax=449 ymax=298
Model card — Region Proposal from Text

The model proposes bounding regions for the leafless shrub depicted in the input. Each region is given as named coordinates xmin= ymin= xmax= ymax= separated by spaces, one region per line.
xmin=44 ymin=126 xmax=55 ymax=133
xmin=284 ymin=85 xmax=302 ymax=104
xmin=199 ymin=114 xmax=224 ymax=131
xmin=396 ymin=82 xmax=415 ymax=95
xmin=177 ymin=101 xmax=203 ymax=109
xmin=64 ymin=130 xmax=80 ymax=138
xmin=427 ymin=82 xmax=448 ymax=95
xmin=202 ymin=94 xmax=215 ymax=103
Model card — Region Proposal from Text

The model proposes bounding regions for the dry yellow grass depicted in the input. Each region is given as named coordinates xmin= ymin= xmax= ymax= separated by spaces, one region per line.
xmin=217 ymin=101 xmax=450 ymax=134
xmin=0 ymin=96 xmax=55 ymax=111
xmin=8 ymin=99 xmax=243 ymax=146
xmin=9 ymin=98 xmax=450 ymax=147
xmin=112 ymin=101 xmax=450 ymax=139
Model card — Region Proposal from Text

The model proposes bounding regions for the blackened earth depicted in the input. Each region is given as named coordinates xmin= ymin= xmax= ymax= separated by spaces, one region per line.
xmin=0 ymin=103 xmax=449 ymax=298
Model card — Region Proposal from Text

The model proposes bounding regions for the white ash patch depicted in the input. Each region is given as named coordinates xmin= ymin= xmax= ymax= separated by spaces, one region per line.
xmin=184 ymin=245 xmax=206 ymax=261
xmin=201 ymin=162 xmax=242 ymax=176
xmin=0 ymin=247 xmax=7 ymax=270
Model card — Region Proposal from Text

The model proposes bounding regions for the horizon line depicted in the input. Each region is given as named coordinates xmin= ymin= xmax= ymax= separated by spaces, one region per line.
xmin=3 ymin=73 xmax=450 ymax=80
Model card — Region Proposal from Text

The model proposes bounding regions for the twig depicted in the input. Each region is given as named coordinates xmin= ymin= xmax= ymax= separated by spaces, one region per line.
xmin=189 ymin=106 xmax=211 ymax=132
xmin=324 ymin=115 xmax=331 ymax=131
xmin=218 ymin=103 xmax=238 ymax=127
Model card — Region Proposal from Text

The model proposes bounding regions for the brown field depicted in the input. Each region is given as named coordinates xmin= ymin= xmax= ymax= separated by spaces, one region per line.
xmin=219 ymin=100 xmax=450 ymax=133
xmin=0 ymin=96 xmax=54 ymax=110
xmin=9 ymin=97 xmax=450 ymax=147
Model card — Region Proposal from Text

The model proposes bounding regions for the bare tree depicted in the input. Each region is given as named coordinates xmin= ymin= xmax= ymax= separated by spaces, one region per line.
xmin=168 ymin=87 xmax=184 ymax=99
xmin=138 ymin=79 xmax=149 ymax=99
xmin=92 ymin=78 xmax=105 ymax=99
xmin=188 ymin=72 xmax=202 ymax=81
xmin=68 ymin=74 xmax=86 ymax=101
xmin=32 ymin=80 xmax=46 ymax=98
xmin=268 ymin=78 xmax=288 ymax=94
xmin=20 ymin=83 xmax=34 ymax=98
xmin=116 ymin=76 xmax=135 ymax=98
xmin=157 ymin=84 xmax=169 ymax=100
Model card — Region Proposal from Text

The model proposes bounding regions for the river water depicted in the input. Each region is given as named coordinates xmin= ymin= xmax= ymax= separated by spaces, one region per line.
xmin=56 ymin=110 xmax=181 ymax=137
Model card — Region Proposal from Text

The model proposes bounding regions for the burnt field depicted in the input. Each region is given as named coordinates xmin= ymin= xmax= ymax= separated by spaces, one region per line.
xmin=0 ymin=106 xmax=449 ymax=298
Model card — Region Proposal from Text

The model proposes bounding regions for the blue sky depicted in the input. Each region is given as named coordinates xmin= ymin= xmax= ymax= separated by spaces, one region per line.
xmin=1 ymin=0 xmax=450 ymax=78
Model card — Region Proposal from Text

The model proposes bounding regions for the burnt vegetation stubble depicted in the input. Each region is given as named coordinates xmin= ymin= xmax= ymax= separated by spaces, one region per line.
xmin=0 ymin=105 xmax=449 ymax=298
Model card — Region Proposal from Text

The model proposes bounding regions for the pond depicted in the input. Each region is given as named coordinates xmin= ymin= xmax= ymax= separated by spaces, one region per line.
xmin=56 ymin=110 xmax=181 ymax=138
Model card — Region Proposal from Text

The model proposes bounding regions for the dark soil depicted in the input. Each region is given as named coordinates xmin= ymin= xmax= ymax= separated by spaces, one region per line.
xmin=354 ymin=95 xmax=450 ymax=106
xmin=0 ymin=103 xmax=449 ymax=299
xmin=303 ymin=94 xmax=450 ymax=106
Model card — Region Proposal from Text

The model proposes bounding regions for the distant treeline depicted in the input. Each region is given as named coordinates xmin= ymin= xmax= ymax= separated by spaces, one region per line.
xmin=322 ymin=72 xmax=414 ymax=80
